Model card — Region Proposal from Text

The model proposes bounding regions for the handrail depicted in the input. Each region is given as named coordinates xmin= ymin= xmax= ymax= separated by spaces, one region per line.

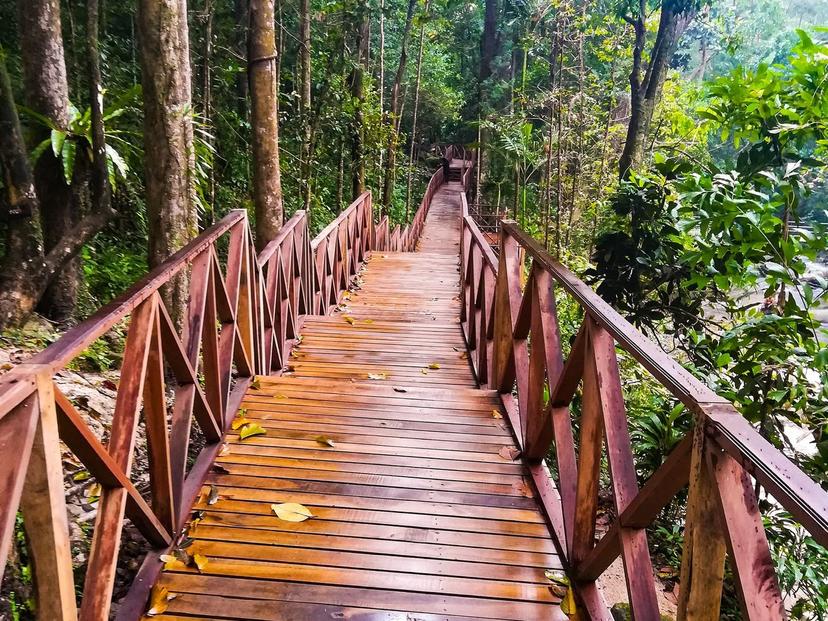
xmin=460 ymin=211 xmax=828 ymax=619
xmin=0 ymin=162 xmax=447 ymax=618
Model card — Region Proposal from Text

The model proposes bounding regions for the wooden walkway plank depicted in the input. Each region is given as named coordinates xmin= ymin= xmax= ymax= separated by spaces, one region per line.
xmin=144 ymin=177 xmax=563 ymax=620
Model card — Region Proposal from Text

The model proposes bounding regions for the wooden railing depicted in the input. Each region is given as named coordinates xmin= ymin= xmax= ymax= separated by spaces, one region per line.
xmin=459 ymin=208 xmax=828 ymax=618
xmin=0 ymin=181 xmax=446 ymax=618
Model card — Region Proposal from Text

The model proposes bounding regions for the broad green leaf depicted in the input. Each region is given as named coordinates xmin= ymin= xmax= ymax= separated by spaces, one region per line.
xmin=239 ymin=422 xmax=266 ymax=440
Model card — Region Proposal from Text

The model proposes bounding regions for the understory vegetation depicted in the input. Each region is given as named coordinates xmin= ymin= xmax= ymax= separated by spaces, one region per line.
xmin=0 ymin=0 xmax=827 ymax=617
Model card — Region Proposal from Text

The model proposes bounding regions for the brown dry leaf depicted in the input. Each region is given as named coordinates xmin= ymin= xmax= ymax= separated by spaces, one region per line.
xmin=271 ymin=502 xmax=314 ymax=522
xmin=367 ymin=372 xmax=387 ymax=380
xmin=207 ymin=485 xmax=220 ymax=505
xmin=421 ymin=369 xmax=428 ymax=375
xmin=343 ymin=315 xmax=356 ymax=325
xmin=85 ymin=482 xmax=102 ymax=502
xmin=239 ymin=423 xmax=266 ymax=440
xmin=342 ymin=290 xmax=352 ymax=300
xmin=393 ymin=387 xmax=407 ymax=393
xmin=459 ymin=352 xmax=468 ymax=360
xmin=491 ymin=409 xmax=503 ymax=419
xmin=428 ymin=362 xmax=441 ymax=370
xmin=498 ymin=446 xmax=521 ymax=461
xmin=218 ymin=443 xmax=231 ymax=457
xmin=315 ymin=435 xmax=335 ymax=448
xmin=231 ymin=417 xmax=252 ymax=430
xmin=145 ymin=586 xmax=176 ymax=616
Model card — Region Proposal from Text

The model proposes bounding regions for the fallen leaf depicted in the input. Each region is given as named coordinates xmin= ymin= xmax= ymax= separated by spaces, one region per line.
xmin=101 ymin=379 xmax=117 ymax=391
xmin=367 ymin=372 xmax=387 ymax=380
xmin=207 ymin=485 xmax=220 ymax=505
xmin=239 ymin=423 xmax=266 ymax=440
xmin=393 ymin=387 xmax=407 ymax=393
xmin=343 ymin=315 xmax=356 ymax=325
xmin=159 ymin=554 xmax=187 ymax=571
xmin=145 ymin=586 xmax=176 ymax=616
xmin=271 ymin=502 xmax=314 ymax=522
xmin=491 ymin=409 xmax=503 ymax=419
xmin=498 ymin=446 xmax=521 ymax=461
xmin=218 ymin=443 xmax=231 ymax=457
xmin=275 ymin=393 xmax=288 ymax=399
xmin=212 ymin=464 xmax=230 ymax=475
xmin=428 ymin=362 xmax=440 ymax=369
xmin=85 ymin=482 xmax=102 ymax=500
xmin=362 ymin=319 xmax=374 ymax=324
xmin=73 ymin=470 xmax=91 ymax=482
xmin=192 ymin=553 xmax=209 ymax=572
xmin=421 ymin=369 xmax=428 ymax=375
xmin=250 ymin=378 xmax=261 ymax=390
xmin=459 ymin=352 xmax=468 ymax=360
xmin=342 ymin=291 xmax=352 ymax=299
xmin=231 ymin=417 xmax=252 ymax=430
xmin=315 ymin=435 xmax=335 ymax=448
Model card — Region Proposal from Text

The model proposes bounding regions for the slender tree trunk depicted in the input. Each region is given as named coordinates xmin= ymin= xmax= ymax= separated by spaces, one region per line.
xmin=351 ymin=1 xmax=369 ymax=199
xmin=377 ymin=0 xmax=385 ymax=177
xmin=201 ymin=0 xmax=216 ymax=221
xmin=87 ymin=0 xmax=111 ymax=218
xmin=137 ymin=0 xmax=197 ymax=323
xmin=18 ymin=0 xmax=79 ymax=324
xmin=618 ymin=1 xmax=696 ymax=177
xmin=380 ymin=0 xmax=417 ymax=214
xmin=299 ymin=0 xmax=312 ymax=216
xmin=234 ymin=0 xmax=249 ymax=118
xmin=248 ymin=0 xmax=284 ymax=247
xmin=405 ymin=0 xmax=429 ymax=220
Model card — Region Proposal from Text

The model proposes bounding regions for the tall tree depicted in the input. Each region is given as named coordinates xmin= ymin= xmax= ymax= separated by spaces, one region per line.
xmin=405 ymin=0 xmax=429 ymax=219
xmin=618 ymin=0 xmax=699 ymax=177
xmin=17 ymin=0 xmax=78 ymax=324
xmin=299 ymin=0 xmax=313 ymax=215
xmin=137 ymin=0 xmax=197 ymax=321
xmin=249 ymin=0 xmax=284 ymax=248
xmin=380 ymin=0 xmax=417 ymax=214
xmin=350 ymin=0 xmax=370 ymax=199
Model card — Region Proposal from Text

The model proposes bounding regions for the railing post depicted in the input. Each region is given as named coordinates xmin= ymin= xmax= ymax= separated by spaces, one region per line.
xmin=677 ymin=419 xmax=727 ymax=620
xmin=19 ymin=371 xmax=78 ymax=621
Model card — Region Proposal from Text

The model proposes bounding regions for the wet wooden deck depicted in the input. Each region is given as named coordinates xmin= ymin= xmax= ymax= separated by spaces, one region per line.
xmin=146 ymin=179 xmax=564 ymax=620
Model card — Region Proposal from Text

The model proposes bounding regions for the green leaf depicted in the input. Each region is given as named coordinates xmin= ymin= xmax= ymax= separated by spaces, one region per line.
xmin=239 ymin=422 xmax=266 ymax=440
xmin=61 ymin=139 xmax=75 ymax=185
xmin=51 ymin=129 xmax=66 ymax=157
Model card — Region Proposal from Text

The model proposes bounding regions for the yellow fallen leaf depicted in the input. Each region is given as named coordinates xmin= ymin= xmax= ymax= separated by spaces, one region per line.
xmin=315 ymin=435 xmax=335 ymax=448
xmin=271 ymin=502 xmax=314 ymax=522
xmin=459 ymin=352 xmax=468 ymax=360
xmin=145 ymin=585 xmax=176 ymax=616
xmin=367 ymin=372 xmax=387 ymax=380
xmin=85 ymin=482 xmax=102 ymax=500
xmin=192 ymin=553 xmax=209 ymax=572
xmin=250 ymin=378 xmax=261 ymax=390
xmin=492 ymin=409 xmax=503 ymax=419
xmin=343 ymin=315 xmax=356 ymax=325
xmin=342 ymin=291 xmax=352 ymax=299
xmin=428 ymin=362 xmax=441 ymax=369
xmin=362 ymin=319 xmax=374 ymax=324
xmin=239 ymin=423 xmax=266 ymax=440
xmin=231 ymin=417 xmax=252 ymax=430
xmin=159 ymin=554 xmax=187 ymax=571
xmin=275 ymin=393 xmax=288 ymax=399
xmin=73 ymin=470 xmax=91 ymax=482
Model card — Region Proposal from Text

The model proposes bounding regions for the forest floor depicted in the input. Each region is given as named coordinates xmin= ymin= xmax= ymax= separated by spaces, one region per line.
xmin=0 ymin=316 xmax=147 ymax=620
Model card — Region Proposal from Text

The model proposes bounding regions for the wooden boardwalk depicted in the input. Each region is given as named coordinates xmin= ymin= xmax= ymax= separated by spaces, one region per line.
xmin=147 ymin=179 xmax=565 ymax=620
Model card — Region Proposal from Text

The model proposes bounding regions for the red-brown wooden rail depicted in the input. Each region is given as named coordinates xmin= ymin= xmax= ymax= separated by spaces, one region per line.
xmin=459 ymin=176 xmax=828 ymax=619
xmin=0 ymin=155 xmax=454 ymax=620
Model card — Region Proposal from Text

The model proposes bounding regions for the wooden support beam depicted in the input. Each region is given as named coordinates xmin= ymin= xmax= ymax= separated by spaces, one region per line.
xmin=19 ymin=375 xmax=78 ymax=621
xmin=677 ymin=421 xmax=727 ymax=621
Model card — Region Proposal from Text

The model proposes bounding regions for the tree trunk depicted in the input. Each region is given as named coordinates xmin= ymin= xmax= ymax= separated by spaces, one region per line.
xmin=618 ymin=1 xmax=696 ymax=178
xmin=234 ymin=0 xmax=249 ymax=118
xmin=299 ymin=0 xmax=312 ymax=216
xmin=380 ymin=0 xmax=417 ymax=214
xmin=201 ymin=0 xmax=216 ymax=220
xmin=248 ymin=0 xmax=284 ymax=248
xmin=18 ymin=0 xmax=78 ymax=325
xmin=350 ymin=2 xmax=369 ymax=200
xmin=404 ymin=0 xmax=429 ymax=220
xmin=137 ymin=0 xmax=198 ymax=323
